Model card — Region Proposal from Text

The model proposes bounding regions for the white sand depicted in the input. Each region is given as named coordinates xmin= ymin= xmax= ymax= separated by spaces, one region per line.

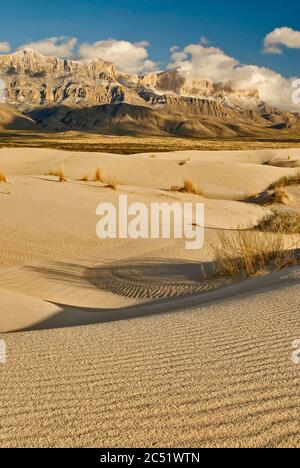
xmin=0 ymin=147 xmax=299 ymax=447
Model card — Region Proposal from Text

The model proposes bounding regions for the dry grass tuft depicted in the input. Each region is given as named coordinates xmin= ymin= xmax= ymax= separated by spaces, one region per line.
xmin=0 ymin=171 xmax=7 ymax=183
xmin=256 ymin=209 xmax=300 ymax=235
xmin=106 ymin=178 xmax=118 ymax=191
xmin=171 ymin=178 xmax=204 ymax=196
xmin=79 ymin=174 xmax=89 ymax=182
xmin=268 ymin=172 xmax=300 ymax=190
xmin=48 ymin=168 xmax=67 ymax=182
xmin=239 ymin=188 xmax=288 ymax=206
xmin=93 ymin=168 xmax=105 ymax=183
xmin=210 ymin=230 xmax=295 ymax=278
xmin=271 ymin=188 xmax=289 ymax=205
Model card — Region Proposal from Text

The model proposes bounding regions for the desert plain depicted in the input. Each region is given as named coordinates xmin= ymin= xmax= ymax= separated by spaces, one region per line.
xmin=0 ymin=142 xmax=300 ymax=448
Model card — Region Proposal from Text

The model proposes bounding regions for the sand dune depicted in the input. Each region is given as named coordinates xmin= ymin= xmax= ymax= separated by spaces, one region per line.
xmin=0 ymin=267 xmax=299 ymax=448
xmin=0 ymin=146 xmax=300 ymax=447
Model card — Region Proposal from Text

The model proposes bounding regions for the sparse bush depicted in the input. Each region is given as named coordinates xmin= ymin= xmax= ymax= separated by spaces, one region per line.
xmin=239 ymin=188 xmax=288 ymax=205
xmin=256 ymin=209 xmax=300 ymax=235
xmin=211 ymin=230 xmax=295 ymax=278
xmin=80 ymin=174 xmax=89 ymax=182
xmin=106 ymin=178 xmax=118 ymax=191
xmin=268 ymin=172 xmax=300 ymax=190
xmin=171 ymin=178 xmax=204 ymax=196
xmin=93 ymin=168 xmax=105 ymax=183
xmin=0 ymin=171 xmax=7 ymax=183
xmin=271 ymin=188 xmax=289 ymax=205
xmin=48 ymin=168 xmax=67 ymax=182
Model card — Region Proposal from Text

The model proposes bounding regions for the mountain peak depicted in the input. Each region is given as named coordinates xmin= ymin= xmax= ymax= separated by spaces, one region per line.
xmin=0 ymin=48 xmax=299 ymax=137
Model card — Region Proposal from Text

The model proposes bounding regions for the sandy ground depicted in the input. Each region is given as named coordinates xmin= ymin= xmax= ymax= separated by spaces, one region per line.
xmin=0 ymin=146 xmax=300 ymax=447
xmin=0 ymin=268 xmax=299 ymax=448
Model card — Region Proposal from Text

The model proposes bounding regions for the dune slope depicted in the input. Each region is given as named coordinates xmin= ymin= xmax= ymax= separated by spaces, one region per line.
xmin=0 ymin=267 xmax=299 ymax=448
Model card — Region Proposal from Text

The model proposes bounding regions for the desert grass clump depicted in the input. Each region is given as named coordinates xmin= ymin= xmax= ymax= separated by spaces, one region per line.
xmin=211 ymin=230 xmax=294 ymax=278
xmin=79 ymin=174 xmax=89 ymax=182
xmin=106 ymin=178 xmax=118 ymax=191
xmin=93 ymin=168 xmax=105 ymax=183
xmin=267 ymin=172 xmax=300 ymax=190
xmin=0 ymin=171 xmax=7 ymax=183
xmin=270 ymin=188 xmax=289 ymax=205
xmin=48 ymin=168 xmax=67 ymax=182
xmin=256 ymin=209 xmax=300 ymax=235
xmin=171 ymin=178 xmax=204 ymax=196
xmin=239 ymin=188 xmax=288 ymax=206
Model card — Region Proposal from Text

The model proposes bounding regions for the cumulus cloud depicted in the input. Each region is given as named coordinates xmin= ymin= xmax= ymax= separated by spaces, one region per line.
xmin=78 ymin=39 xmax=157 ymax=73
xmin=169 ymin=44 xmax=239 ymax=82
xmin=168 ymin=42 xmax=299 ymax=111
xmin=18 ymin=37 xmax=77 ymax=58
xmin=12 ymin=36 xmax=157 ymax=73
xmin=0 ymin=42 xmax=11 ymax=53
xmin=263 ymin=27 xmax=300 ymax=54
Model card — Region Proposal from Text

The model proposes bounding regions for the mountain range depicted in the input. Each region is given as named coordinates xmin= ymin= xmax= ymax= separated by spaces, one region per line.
xmin=0 ymin=48 xmax=299 ymax=138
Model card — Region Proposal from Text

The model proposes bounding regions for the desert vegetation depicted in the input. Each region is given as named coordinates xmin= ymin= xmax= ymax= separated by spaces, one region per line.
xmin=48 ymin=168 xmax=67 ymax=182
xmin=171 ymin=178 xmax=204 ymax=196
xmin=0 ymin=170 xmax=7 ymax=183
xmin=256 ymin=209 xmax=300 ymax=235
xmin=79 ymin=174 xmax=89 ymax=182
xmin=267 ymin=172 xmax=300 ymax=190
xmin=211 ymin=229 xmax=295 ymax=278
xmin=266 ymin=188 xmax=289 ymax=205
xmin=240 ymin=187 xmax=289 ymax=206
xmin=106 ymin=178 xmax=118 ymax=191
xmin=93 ymin=167 xmax=105 ymax=183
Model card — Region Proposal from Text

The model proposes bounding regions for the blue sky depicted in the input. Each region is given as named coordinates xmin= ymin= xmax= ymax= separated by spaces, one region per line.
xmin=1 ymin=0 xmax=299 ymax=77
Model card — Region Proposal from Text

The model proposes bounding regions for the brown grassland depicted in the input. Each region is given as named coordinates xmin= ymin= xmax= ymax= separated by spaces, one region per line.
xmin=1 ymin=130 xmax=300 ymax=154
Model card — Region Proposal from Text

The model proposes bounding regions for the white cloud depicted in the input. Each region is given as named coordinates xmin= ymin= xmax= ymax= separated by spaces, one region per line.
xmin=78 ymin=39 xmax=157 ymax=73
xmin=263 ymin=27 xmax=300 ymax=54
xmin=18 ymin=37 xmax=77 ymax=58
xmin=168 ymin=44 xmax=239 ymax=82
xmin=168 ymin=42 xmax=299 ymax=111
xmin=0 ymin=42 xmax=11 ymax=53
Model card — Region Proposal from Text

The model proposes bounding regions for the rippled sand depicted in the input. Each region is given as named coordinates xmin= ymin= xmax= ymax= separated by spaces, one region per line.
xmin=0 ymin=147 xmax=300 ymax=447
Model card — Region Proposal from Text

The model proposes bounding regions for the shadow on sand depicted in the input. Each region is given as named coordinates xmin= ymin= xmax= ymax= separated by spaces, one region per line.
xmin=13 ymin=258 xmax=300 ymax=333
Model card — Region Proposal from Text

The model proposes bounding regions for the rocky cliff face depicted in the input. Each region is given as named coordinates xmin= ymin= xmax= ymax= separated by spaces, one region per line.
xmin=0 ymin=49 xmax=146 ymax=109
xmin=0 ymin=49 xmax=260 ymax=110
xmin=0 ymin=48 xmax=299 ymax=137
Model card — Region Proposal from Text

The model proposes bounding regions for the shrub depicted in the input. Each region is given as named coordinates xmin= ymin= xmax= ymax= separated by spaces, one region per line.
xmin=171 ymin=178 xmax=204 ymax=196
xmin=48 ymin=168 xmax=67 ymax=182
xmin=93 ymin=168 xmax=105 ymax=183
xmin=0 ymin=171 xmax=7 ymax=183
xmin=106 ymin=178 xmax=118 ymax=191
xmin=268 ymin=172 xmax=300 ymax=190
xmin=210 ymin=230 xmax=295 ymax=278
xmin=256 ymin=209 xmax=300 ymax=235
